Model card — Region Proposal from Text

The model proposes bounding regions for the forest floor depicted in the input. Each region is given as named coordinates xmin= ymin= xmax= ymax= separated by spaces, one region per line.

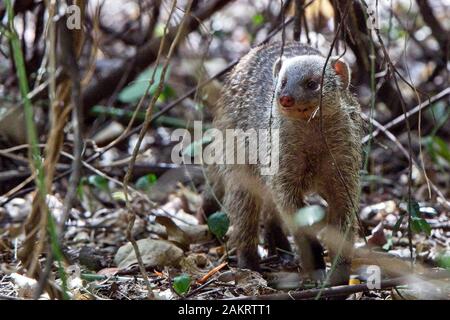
xmin=1 ymin=132 xmax=449 ymax=300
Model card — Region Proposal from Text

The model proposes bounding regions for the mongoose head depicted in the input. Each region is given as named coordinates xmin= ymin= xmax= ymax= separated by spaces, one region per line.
xmin=273 ymin=55 xmax=351 ymax=121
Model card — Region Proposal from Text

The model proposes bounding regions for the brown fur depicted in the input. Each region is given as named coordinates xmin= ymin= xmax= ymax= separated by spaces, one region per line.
xmin=201 ymin=41 xmax=362 ymax=285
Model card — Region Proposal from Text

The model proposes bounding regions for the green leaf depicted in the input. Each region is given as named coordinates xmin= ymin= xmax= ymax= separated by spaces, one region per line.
xmin=295 ymin=205 xmax=326 ymax=227
xmin=408 ymin=200 xmax=420 ymax=218
xmin=173 ymin=274 xmax=191 ymax=295
xmin=154 ymin=23 xmax=165 ymax=37
xmin=252 ymin=14 xmax=265 ymax=27
xmin=432 ymin=136 xmax=450 ymax=163
xmin=207 ymin=211 xmax=230 ymax=239
xmin=135 ymin=174 xmax=157 ymax=191
xmin=424 ymin=136 xmax=450 ymax=165
xmin=118 ymin=65 xmax=170 ymax=103
xmin=419 ymin=219 xmax=432 ymax=236
xmin=408 ymin=200 xmax=431 ymax=236
xmin=77 ymin=177 xmax=87 ymax=199
xmin=411 ymin=217 xmax=432 ymax=236
xmin=88 ymin=175 xmax=109 ymax=191
xmin=428 ymin=102 xmax=447 ymax=123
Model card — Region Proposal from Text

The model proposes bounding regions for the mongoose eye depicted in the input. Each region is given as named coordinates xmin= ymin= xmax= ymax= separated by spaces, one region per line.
xmin=281 ymin=78 xmax=287 ymax=88
xmin=305 ymin=79 xmax=320 ymax=91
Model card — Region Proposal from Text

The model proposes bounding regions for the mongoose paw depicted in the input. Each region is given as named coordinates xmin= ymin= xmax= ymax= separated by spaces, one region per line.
xmin=327 ymin=272 xmax=350 ymax=287
xmin=237 ymin=250 xmax=261 ymax=272
xmin=323 ymin=268 xmax=351 ymax=299
xmin=327 ymin=263 xmax=351 ymax=286
xmin=300 ymin=269 xmax=327 ymax=287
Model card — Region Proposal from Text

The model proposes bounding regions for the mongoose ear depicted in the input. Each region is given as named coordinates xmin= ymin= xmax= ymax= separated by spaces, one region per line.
xmin=331 ymin=57 xmax=351 ymax=89
xmin=273 ymin=56 xmax=285 ymax=78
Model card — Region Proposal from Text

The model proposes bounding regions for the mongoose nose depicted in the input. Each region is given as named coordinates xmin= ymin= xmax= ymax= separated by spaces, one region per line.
xmin=279 ymin=96 xmax=294 ymax=108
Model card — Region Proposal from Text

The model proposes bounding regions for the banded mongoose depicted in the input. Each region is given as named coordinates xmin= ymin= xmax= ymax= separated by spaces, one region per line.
xmin=202 ymin=41 xmax=362 ymax=285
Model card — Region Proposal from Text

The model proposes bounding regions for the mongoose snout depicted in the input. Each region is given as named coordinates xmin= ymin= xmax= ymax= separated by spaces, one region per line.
xmin=279 ymin=95 xmax=295 ymax=108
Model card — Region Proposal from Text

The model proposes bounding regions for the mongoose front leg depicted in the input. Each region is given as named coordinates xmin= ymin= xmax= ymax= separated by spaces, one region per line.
xmin=224 ymin=187 xmax=262 ymax=271
xmin=292 ymin=227 xmax=326 ymax=281
xmin=321 ymin=177 xmax=359 ymax=286
xmin=274 ymin=192 xmax=326 ymax=280
xmin=262 ymin=199 xmax=293 ymax=262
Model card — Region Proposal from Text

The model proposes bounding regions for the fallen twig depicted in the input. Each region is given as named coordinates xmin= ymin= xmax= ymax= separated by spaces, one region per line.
xmin=197 ymin=262 xmax=228 ymax=285
xmin=229 ymin=270 xmax=450 ymax=300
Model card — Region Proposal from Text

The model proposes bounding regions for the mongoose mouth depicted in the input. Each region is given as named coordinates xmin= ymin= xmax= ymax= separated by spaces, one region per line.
xmin=278 ymin=103 xmax=318 ymax=121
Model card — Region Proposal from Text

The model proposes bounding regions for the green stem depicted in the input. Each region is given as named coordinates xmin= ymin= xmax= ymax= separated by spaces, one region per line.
xmin=5 ymin=0 xmax=69 ymax=299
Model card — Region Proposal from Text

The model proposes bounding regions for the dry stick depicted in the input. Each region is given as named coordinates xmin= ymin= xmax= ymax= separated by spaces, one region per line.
xmin=0 ymin=149 xmax=29 ymax=164
xmin=364 ymin=218 xmax=450 ymax=231
xmin=1 ymin=175 xmax=35 ymax=199
xmin=232 ymin=280 xmax=406 ymax=300
xmin=361 ymin=114 xmax=449 ymax=207
xmin=81 ymin=5 xmax=101 ymax=88
xmin=362 ymin=87 xmax=450 ymax=143
xmin=123 ymin=0 xmax=193 ymax=300
xmin=228 ymin=270 xmax=450 ymax=300
xmin=186 ymin=278 xmax=217 ymax=298
xmin=0 ymin=170 xmax=30 ymax=182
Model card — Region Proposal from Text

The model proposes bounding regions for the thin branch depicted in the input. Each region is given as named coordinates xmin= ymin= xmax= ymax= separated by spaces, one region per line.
xmin=362 ymin=87 xmax=450 ymax=143
xmin=229 ymin=270 xmax=450 ymax=300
